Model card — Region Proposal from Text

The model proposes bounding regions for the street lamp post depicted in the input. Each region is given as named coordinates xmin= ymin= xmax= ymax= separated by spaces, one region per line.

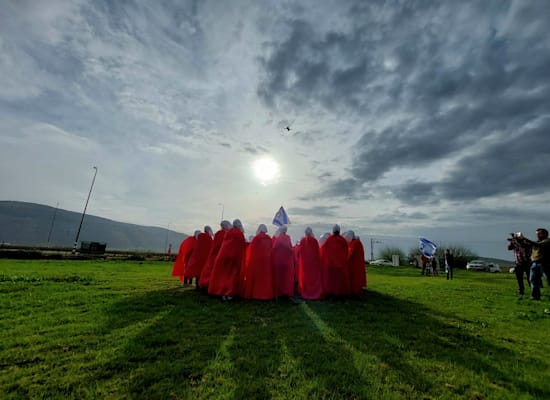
xmin=73 ymin=166 xmax=98 ymax=253
xmin=47 ymin=202 xmax=59 ymax=245
xmin=164 ymin=221 xmax=171 ymax=253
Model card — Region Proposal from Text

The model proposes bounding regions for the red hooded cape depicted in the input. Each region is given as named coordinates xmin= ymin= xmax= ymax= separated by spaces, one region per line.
xmin=199 ymin=229 xmax=226 ymax=288
xmin=185 ymin=233 xmax=213 ymax=278
xmin=242 ymin=232 xmax=274 ymax=300
xmin=208 ymin=227 xmax=246 ymax=297
xmin=171 ymin=236 xmax=196 ymax=282
xmin=272 ymin=233 xmax=295 ymax=297
xmin=348 ymin=239 xmax=366 ymax=294
xmin=298 ymin=236 xmax=324 ymax=300
xmin=321 ymin=234 xmax=350 ymax=296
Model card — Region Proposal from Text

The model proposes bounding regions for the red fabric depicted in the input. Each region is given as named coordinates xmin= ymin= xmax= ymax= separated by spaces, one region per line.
xmin=298 ymin=236 xmax=324 ymax=300
xmin=272 ymin=233 xmax=295 ymax=297
xmin=243 ymin=233 xmax=274 ymax=300
xmin=199 ymin=229 xmax=226 ymax=288
xmin=348 ymin=239 xmax=366 ymax=294
xmin=321 ymin=234 xmax=350 ymax=296
xmin=185 ymin=233 xmax=213 ymax=278
xmin=171 ymin=236 xmax=196 ymax=282
xmin=208 ymin=227 xmax=246 ymax=297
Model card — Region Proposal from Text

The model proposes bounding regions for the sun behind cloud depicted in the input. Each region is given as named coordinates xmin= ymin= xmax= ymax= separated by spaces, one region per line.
xmin=253 ymin=156 xmax=280 ymax=185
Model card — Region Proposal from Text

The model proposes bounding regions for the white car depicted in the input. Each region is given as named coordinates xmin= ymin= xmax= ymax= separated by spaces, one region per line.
xmin=370 ymin=259 xmax=394 ymax=266
xmin=466 ymin=260 xmax=501 ymax=272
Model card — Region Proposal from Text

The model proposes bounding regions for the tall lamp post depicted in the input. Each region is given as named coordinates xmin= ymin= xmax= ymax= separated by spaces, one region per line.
xmin=218 ymin=203 xmax=224 ymax=222
xmin=73 ymin=166 xmax=98 ymax=253
xmin=164 ymin=221 xmax=171 ymax=253
xmin=47 ymin=202 xmax=59 ymax=245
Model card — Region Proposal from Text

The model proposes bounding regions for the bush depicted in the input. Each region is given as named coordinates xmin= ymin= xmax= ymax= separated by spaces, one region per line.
xmin=378 ymin=247 xmax=406 ymax=263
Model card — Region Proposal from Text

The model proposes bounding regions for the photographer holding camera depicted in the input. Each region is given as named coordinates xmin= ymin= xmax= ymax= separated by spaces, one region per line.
xmin=507 ymin=232 xmax=532 ymax=296
xmin=515 ymin=229 xmax=550 ymax=300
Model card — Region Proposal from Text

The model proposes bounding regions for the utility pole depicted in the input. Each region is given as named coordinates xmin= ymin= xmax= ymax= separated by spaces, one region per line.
xmin=218 ymin=203 xmax=224 ymax=221
xmin=73 ymin=166 xmax=98 ymax=253
xmin=47 ymin=202 xmax=59 ymax=245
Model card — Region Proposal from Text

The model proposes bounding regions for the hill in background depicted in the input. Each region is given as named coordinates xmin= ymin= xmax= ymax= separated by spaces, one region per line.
xmin=0 ymin=201 xmax=187 ymax=252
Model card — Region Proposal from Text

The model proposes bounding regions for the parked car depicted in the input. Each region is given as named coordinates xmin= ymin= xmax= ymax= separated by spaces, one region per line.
xmin=370 ymin=259 xmax=394 ymax=266
xmin=466 ymin=260 xmax=501 ymax=272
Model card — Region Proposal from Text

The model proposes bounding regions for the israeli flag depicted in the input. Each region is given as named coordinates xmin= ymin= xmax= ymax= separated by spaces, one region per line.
xmin=272 ymin=206 xmax=290 ymax=227
xmin=419 ymin=237 xmax=437 ymax=258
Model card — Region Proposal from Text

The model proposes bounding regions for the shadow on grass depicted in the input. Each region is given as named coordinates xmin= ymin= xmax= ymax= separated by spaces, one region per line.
xmin=92 ymin=286 xmax=548 ymax=399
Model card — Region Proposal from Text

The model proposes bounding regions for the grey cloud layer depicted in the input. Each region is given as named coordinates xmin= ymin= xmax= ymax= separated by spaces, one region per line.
xmin=257 ymin=1 xmax=550 ymax=203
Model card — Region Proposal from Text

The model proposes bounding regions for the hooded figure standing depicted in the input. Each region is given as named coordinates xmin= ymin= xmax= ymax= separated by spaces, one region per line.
xmin=272 ymin=225 xmax=295 ymax=298
xmin=208 ymin=219 xmax=246 ymax=299
xmin=321 ymin=225 xmax=350 ymax=297
xmin=185 ymin=226 xmax=214 ymax=287
xmin=199 ymin=221 xmax=231 ymax=289
xmin=171 ymin=232 xmax=198 ymax=285
xmin=298 ymin=227 xmax=324 ymax=300
xmin=344 ymin=231 xmax=367 ymax=296
xmin=243 ymin=224 xmax=274 ymax=300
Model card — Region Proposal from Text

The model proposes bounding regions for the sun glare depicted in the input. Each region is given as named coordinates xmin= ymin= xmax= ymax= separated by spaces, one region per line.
xmin=253 ymin=156 xmax=280 ymax=185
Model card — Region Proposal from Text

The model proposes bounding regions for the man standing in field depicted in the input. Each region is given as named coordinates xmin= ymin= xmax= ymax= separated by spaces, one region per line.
xmin=445 ymin=249 xmax=454 ymax=281
xmin=508 ymin=233 xmax=532 ymax=296
xmin=517 ymin=229 xmax=550 ymax=301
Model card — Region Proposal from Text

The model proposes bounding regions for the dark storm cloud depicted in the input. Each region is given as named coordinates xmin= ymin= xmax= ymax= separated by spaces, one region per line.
xmin=288 ymin=206 xmax=339 ymax=217
xmin=257 ymin=1 xmax=550 ymax=202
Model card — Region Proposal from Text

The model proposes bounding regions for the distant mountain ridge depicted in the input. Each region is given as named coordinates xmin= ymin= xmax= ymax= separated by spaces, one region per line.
xmin=0 ymin=201 xmax=187 ymax=252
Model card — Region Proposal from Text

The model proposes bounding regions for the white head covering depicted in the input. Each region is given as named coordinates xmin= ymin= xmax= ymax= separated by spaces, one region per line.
xmin=248 ymin=235 xmax=254 ymax=242
xmin=332 ymin=224 xmax=341 ymax=234
xmin=343 ymin=230 xmax=355 ymax=243
xmin=204 ymin=225 xmax=214 ymax=238
xmin=319 ymin=232 xmax=330 ymax=246
xmin=193 ymin=230 xmax=201 ymax=239
xmin=233 ymin=219 xmax=244 ymax=232
xmin=305 ymin=227 xmax=314 ymax=237
xmin=221 ymin=220 xmax=231 ymax=230
xmin=280 ymin=225 xmax=288 ymax=234
xmin=256 ymin=224 xmax=268 ymax=235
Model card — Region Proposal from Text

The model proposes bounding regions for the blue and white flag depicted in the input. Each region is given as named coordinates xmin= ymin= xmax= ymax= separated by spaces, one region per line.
xmin=419 ymin=237 xmax=437 ymax=258
xmin=272 ymin=206 xmax=290 ymax=227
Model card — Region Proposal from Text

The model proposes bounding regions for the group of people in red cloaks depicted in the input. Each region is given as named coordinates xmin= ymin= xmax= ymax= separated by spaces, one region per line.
xmin=171 ymin=219 xmax=367 ymax=301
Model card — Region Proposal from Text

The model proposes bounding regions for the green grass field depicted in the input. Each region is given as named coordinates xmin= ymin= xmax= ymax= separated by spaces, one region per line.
xmin=1 ymin=259 xmax=550 ymax=399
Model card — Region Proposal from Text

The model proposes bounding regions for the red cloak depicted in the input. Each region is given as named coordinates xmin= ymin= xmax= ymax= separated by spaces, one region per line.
xmin=208 ymin=227 xmax=246 ymax=297
xmin=171 ymin=236 xmax=195 ymax=282
xmin=272 ymin=233 xmax=295 ymax=297
xmin=348 ymin=239 xmax=366 ymax=295
xmin=199 ymin=229 xmax=226 ymax=288
xmin=321 ymin=234 xmax=350 ymax=296
xmin=298 ymin=236 xmax=324 ymax=300
xmin=243 ymin=232 xmax=274 ymax=300
xmin=185 ymin=232 xmax=213 ymax=278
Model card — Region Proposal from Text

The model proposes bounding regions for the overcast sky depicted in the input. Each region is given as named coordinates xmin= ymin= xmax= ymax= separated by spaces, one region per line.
xmin=1 ymin=0 xmax=549 ymax=260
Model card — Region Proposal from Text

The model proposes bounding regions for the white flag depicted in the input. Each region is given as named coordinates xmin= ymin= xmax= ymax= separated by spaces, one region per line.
xmin=272 ymin=206 xmax=290 ymax=227
xmin=419 ymin=237 xmax=437 ymax=258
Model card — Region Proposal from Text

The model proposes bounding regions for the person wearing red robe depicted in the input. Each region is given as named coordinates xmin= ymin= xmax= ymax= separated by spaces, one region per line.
xmin=171 ymin=233 xmax=197 ymax=285
xmin=272 ymin=225 xmax=295 ymax=298
xmin=199 ymin=221 xmax=231 ymax=289
xmin=321 ymin=224 xmax=350 ymax=297
xmin=208 ymin=219 xmax=246 ymax=300
xmin=344 ymin=230 xmax=367 ymax=297
xmin=185 ymin=226 xmax=214 ymax=287
xmin=242 ymin=224 xmax=274 ymax=300
xmin=298 ymin=227 xmax=324 ymax=300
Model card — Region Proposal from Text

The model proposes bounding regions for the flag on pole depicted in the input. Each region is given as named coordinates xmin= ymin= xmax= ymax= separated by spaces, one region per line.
xmin=419 ymin=237 xmax=437 ymax=258
xmin=272 ymin=206 xmax=290 ymax=227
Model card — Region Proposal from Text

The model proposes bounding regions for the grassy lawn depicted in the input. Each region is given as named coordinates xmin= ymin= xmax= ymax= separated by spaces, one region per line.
xmin=1 ymin=259 xmax=550 ymax=399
